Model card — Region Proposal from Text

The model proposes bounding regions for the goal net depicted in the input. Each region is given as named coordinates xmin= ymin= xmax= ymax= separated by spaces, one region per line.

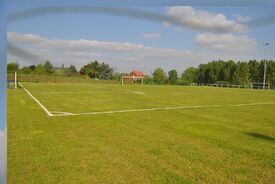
xmin=121 ymin=76 xmax=144 ymax=85
xmin=7 ymin=72 xmax=18 ymax=89
xmin=250 ymin=83 xmax=270 ymax=90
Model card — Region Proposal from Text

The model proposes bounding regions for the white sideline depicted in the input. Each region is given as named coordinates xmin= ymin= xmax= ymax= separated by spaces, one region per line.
xmin=19 ymin=83 xmax=53 ymax=116
xmin=51 ymin=102 xmax=275 ymax=117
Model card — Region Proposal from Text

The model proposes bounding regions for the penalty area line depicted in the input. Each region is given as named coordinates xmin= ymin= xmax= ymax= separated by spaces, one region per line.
xmin=50 ymin=101 xmax=275 ymax=117
xmin=19 ymin=83 xmax=53 ymax=116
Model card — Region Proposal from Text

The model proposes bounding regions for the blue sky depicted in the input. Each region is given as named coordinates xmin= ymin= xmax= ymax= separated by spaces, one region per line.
xmin=6 ymin=2 xmax=275 ymax=73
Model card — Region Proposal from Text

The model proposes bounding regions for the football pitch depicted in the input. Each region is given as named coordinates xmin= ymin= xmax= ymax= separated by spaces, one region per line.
xmin=8 ymin=83 xmax=275 ymax=183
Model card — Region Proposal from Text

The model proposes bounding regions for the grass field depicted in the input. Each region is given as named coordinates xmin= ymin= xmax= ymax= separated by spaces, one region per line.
xmin=8 ymin=83 xmax=275 ymax=184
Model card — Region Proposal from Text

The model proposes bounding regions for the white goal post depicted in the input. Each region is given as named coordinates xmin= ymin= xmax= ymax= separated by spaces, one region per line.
xmin=7 ymin=72 xmax=17 ymax=89
xmin=121 ymin=76 xmax=144 ymax=85
xmin=250 ymin=83 xmax=270 ymax=90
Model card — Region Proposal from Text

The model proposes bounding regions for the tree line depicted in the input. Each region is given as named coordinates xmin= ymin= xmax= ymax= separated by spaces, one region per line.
xmin=7 ymin=59 xmax=275 ymax=86
xmin=7 ymin=60 xmax=113 ymax=80
xmin=136 ymin=60 xmax=274 ymax=86
xmin=181 ymin=60 xmax=275 ymax=85
xmin=7 ymin=61 xmax=78 ymax=76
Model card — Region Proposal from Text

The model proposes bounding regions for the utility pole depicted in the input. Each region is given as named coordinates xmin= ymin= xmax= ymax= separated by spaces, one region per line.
xmin=263 ymin=42 xmax=269 ymax=89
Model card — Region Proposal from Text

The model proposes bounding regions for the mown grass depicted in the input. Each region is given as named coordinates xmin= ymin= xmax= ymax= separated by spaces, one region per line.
xmin=8 ymin=83 xmax=275 ymax=183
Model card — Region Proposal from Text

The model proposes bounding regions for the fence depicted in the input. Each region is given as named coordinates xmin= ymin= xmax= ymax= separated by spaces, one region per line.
xmin=9 ymin=74 xmax=119 ymax=84
xmin=190 ymin=83 xmax=250 ymax=89
xmin=191 ymin=83 xmax=275 ymax=90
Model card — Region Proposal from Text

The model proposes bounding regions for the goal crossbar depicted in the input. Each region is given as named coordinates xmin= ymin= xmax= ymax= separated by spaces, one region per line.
xmin=121 ymin=76 xmax=144 ymax=85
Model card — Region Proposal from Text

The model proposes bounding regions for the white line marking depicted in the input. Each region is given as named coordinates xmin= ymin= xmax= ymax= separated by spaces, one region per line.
xmin=19 ymin=83 xmax=53 ymax=116
xmin=50 ymin=102 xmax=275 ymax=117
xmin=50 ymin=111 xmax=74 ymax=116
xmin=40 ymin=90 xmax=146 ymax=95
xmin=132 ymin=91 xmax=145 ymax=95
xmin=41 ymin=91 xmax=110 ymax=94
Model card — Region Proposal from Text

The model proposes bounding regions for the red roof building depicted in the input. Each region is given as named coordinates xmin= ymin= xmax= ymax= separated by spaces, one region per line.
xmin=129 ymin=71 xmax=144 ymax=77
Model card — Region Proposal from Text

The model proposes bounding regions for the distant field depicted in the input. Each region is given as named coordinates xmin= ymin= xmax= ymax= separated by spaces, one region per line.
xmin=8 ymin=83 xmax=275 ymax=183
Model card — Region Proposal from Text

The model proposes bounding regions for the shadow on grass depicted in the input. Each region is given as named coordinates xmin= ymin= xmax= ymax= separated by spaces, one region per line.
xmin=246 ymin=132 xmax=275 ymax=143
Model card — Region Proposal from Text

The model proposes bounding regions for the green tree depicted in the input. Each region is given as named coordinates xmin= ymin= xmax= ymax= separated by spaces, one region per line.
xmin=239 ymin=62 xmax=250 ymax=84
xmin=258 ymin=60 xmax=265 ymax=83
xmin=144 ymin=75 xmax=154 ymax=84
xmin=98 ymin=62 xmax=113 ymax=80
xmin=153 ymin=68 xmax=166 ymax=84
xmin=29 ymin=65 xmax=36 ymax=71
xmin=19 ymin=66 xmax=32 ymax=74
xmin=205 ymin=67 xmax=216 ymax=83
xmin=64 ymin=65 xmax=78 ymax=76
xmin=44 ymin=61 xmax=54 ymax=74
xmin=231 ymin=63 xmax=240 ymax=84
xmin=7 ymin=62 xmax=19 ymax=73
xmin=80 ymin=61 xmax=113 ymax=80
xmin=222 ymin=60 xmax=235 ymax=82
xmin=269 ymin=61 xmax=275 ymax=85
xmin=112 ymin=72 xmax=128 ymax=81
xmin=197 ymin=64 xmax=207 ymax=83
xmin=248 ymin=60 xmax=260 ymax=82
xmin=168 ymin=69 xmax=178 ymax=84
xmin=80 ymin=61 xmax=99 ymax=78
xmin=182 ymin=67 xmax=197 ymax=83
xmin=34 ymin=64 xmax=46 ymax=75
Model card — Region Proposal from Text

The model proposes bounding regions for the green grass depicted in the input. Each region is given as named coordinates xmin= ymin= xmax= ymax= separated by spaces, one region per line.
xmin=8 ymin=83 xmax=275 ymax=183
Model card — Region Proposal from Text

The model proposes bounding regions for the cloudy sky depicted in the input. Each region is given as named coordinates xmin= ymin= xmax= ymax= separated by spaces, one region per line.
xmin=7 ymin=2 xmax=275 ymax=74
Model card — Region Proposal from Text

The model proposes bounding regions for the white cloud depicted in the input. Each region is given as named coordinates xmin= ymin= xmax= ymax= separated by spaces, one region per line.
xmin=166 ymin=6 xmax=248 ymax=33
xmin=163 ymin=21 xmax=171 ymax=27
xmin=234 ymin=14 xmax=251 ymax=23
xmin=141 ymin=33 xmax=162 ymax=39
xmin=8 ymin=32 xmax=47 ymax=44
xmin=8 ymin=32 xmax=191 ymax=56
xmin=195 ymin=33 xmax=256 ymax=53
xmin=8 ymin=32 xmax=260 ymax=73
xmin=8 ymin=32 xmax=194 ymax=72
